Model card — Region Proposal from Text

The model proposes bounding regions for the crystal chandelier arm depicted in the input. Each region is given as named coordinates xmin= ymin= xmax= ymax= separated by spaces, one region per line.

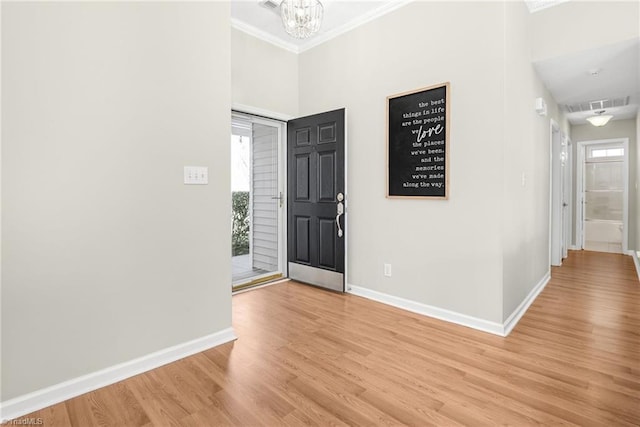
xmin=281 ymin=0 xmax=324 ymax=39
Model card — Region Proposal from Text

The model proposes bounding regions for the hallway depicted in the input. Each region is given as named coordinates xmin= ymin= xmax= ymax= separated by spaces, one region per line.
xmin=24 ymin=251 xmax=640 ymax=426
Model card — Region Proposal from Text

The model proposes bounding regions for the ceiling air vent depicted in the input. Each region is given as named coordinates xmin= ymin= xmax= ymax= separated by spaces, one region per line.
xmin=564 ymin=96 xmax=630 ymax=113
xmin=258 ymin=0 xmax=281 ymax=13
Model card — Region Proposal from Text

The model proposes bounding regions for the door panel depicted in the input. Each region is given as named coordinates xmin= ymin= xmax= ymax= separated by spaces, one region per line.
xmin=318 ymin=152 xmax=335 ymax=202
xmin=288 ymin=109 xmax=345 ymax=292
xmin=295 ymin=155 xmax=311 ymax=200
xmin=295 ymin=216 xmax=311 ymax=264
xmin=296 ymin=128 xmax=311 ymax=146
xmin=318 ymin=122 xmax=336 ymax=143
xmin=318 ymin=218 xmax=336 ymax=269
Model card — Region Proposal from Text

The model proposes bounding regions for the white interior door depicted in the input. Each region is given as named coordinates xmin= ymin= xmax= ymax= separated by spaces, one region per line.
xmin=561 ymin=136 xmax=571 ymax=259
xmin=550 ymin=124 xmax=563 ymax=266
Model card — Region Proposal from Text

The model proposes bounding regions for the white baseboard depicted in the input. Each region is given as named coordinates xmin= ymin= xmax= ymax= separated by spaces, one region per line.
xmin=0 ymin=328 xmax=237 ymax=422
xmin=347 ymin=285 xmax=505 ymax=336
xmin=503 ymin=271 xmax=551 ymax=336
xmin=348 ymin=272 xmax=550 ymax=338
xmin=569 ymin=245 xmax=581 ymax=251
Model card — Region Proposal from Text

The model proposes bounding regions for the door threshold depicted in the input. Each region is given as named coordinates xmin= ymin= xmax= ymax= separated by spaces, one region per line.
xmin=232 ymin=273 xmax=285 ymax=293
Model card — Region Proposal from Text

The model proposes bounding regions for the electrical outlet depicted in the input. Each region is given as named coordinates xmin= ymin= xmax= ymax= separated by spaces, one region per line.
xmin=384 ymin=263 xmax=392 ymax=277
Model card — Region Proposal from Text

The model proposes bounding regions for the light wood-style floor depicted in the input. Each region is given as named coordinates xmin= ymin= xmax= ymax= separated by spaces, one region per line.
xmin=23 ymin=250 xmax=640 ymax=425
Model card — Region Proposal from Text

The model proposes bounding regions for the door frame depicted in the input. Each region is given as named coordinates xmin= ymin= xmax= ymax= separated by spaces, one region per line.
xmin=231 ymin=104 xmax=292 ymax=289
xmin=344 ymin=111 xmax=349 ymax=291
xmin=231 ymin=104 xmax=349 ymax=290
xmin=549 ymin=121 xmax=572 ymax=266
xmin=549 ymin=119 xmax=563 ymax=266
xmin=575 ymin=138 xmax=629 ymax=253
xmin=562 ymin=133 xmax=572 ymax=259
xmin=251 ymin=115 xmax=287 ymax=278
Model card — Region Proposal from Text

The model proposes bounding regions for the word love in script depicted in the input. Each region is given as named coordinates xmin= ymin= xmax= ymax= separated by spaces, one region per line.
xmin=412 ymin=123 xmax=444 ymax=143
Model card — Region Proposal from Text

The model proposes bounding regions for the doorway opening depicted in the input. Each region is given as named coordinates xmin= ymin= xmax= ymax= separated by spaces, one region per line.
xmin=550 ymin=121 xmax=571 ymax=266
xmin=576 ymin=139 xmax=629 ymax=254
xmin=231 ymin=113 xmax=286 ymax=290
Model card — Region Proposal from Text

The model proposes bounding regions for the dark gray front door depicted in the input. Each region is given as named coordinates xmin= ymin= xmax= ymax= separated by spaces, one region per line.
xmin=287 ymin=109 xmax=345 ymax=292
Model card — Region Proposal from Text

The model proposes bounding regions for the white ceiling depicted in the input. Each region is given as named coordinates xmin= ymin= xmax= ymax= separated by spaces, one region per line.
xmin=534 ymin=38 xmax=640 ymax=125
xmin=232 ymin=0 xmax=640 ymax=126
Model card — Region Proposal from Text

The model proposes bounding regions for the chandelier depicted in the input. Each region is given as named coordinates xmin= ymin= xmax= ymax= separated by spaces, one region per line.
xmin=280 ymin=0 xmax=324 ymax=39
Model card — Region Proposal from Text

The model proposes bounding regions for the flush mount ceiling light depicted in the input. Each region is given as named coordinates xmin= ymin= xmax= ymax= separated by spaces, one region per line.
xmin=280 ymin=0 xmax=323 ymax=39
xmin=586 ymin=110 xmax=613 ymax=127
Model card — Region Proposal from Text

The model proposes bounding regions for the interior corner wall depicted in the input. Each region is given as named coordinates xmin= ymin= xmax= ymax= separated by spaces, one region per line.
xmin=637 ymin=113 xmax=640 ymax=252
xmin=231 ymin=28 xmax=299 ymax=117
xmin=570 ymin=119 xmax=638 ymax=251
xmin=1 ymin=2 xmax=232 ymax=401
xmin=502 ymin=1 xmax=562 ymax=320
xmin=299 ymin=1 xmax=505 ymax=323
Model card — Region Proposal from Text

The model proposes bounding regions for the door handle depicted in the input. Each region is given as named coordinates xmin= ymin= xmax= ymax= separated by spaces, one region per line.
xmin=336 ymin=192 xmax=344 ymax=238
xmin=271 ymin=191 xmax=283 ymax=208
xmin=336 ymin=201 xmax=344 ymax=238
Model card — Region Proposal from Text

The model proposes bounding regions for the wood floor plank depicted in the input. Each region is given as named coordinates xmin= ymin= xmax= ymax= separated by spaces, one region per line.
xmin=126 ymin=369 xmax=196 ymax=425
xmin=27 ymin=402 xmax=73 ymax=426
xmin=13 ymin=250 xmax=640 ymax=426
xmin=64 ymin=382 xmax=150 ymax=427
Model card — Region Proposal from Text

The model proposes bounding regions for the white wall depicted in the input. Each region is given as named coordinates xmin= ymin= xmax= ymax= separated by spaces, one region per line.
xmin=297 ymin=1 xmax=571 ymax=325
xmin=299 ymin=1 xmax=506 ymax=323
xmin=570 ymin=119 xmax=638 ymax=250
xmin=1 ymin=2 xmax=232 ymax=400
xmin=502 ymin=2 xmax=564 ymax=320
xmin=530 ymin=1 xmax=640 ymax=61
xmin=232 ymin=28 xmax=299 ymax=117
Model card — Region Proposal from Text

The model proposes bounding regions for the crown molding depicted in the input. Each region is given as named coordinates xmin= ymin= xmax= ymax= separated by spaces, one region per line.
xmin=231 ymin=18 xmax=300 ymax=54
xmin=298 ymin=0 xmax=414 ymax=53
xmin=232 ymin=0 xmax=414 ymax=55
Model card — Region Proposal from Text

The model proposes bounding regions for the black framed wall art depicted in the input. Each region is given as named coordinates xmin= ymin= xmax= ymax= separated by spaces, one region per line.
xmin=387 ymin=82 xmax=450 ymax=199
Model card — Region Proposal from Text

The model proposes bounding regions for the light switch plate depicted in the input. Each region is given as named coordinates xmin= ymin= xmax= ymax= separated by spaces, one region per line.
xmin=184 ymin=166 xmax=208 ymax=185
xmin=384 ymin=263 xmax=392 ymax=277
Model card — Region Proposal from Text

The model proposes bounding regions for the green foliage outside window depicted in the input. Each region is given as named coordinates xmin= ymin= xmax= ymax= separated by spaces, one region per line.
xmin=232 ymin=191 xmax=250 ymax=256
